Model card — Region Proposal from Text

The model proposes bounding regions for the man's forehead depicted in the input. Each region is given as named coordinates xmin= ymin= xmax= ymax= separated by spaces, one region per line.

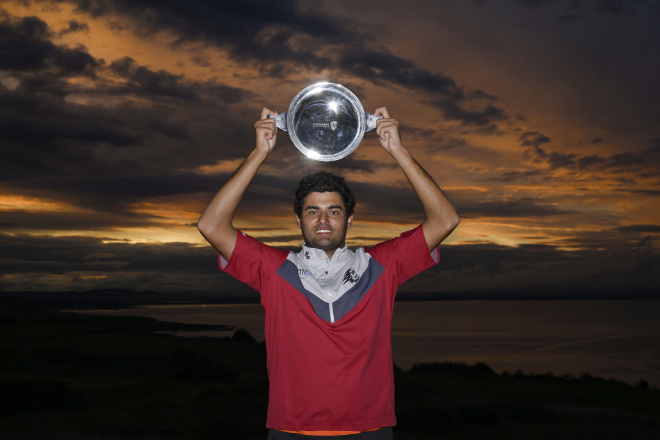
xmin=302 ymin=191 xmax=344 ymax=207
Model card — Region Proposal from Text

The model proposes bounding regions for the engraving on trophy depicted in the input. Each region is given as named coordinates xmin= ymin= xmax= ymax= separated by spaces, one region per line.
xmin=311 ymin=121 xmax=339 ymax=131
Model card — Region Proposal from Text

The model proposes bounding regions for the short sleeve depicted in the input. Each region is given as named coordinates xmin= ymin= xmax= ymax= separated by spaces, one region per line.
xmin=366 ymin=224 xmax=440 ymax=286
xmin=219 ymin=230 xmax=288 ymax=293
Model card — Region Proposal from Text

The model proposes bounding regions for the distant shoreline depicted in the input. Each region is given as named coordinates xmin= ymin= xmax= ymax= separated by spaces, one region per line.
xmin=2 ymin=289 xmax=660 ymax=312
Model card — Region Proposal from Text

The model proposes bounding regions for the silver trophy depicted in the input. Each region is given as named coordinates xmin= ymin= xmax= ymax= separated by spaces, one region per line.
xmin=272 ymin=82 xmax=380 ymax=161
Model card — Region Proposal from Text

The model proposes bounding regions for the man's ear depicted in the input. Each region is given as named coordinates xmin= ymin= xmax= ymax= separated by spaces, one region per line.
xmin=296 ymin=216 xmax=302 ymax=229
xmin=347 ymin=214 xmax=353 ymax=229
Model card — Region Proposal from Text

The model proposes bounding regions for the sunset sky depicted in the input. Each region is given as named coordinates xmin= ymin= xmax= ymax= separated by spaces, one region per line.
xmin=1 ymin=0 xmax=659 ymax=297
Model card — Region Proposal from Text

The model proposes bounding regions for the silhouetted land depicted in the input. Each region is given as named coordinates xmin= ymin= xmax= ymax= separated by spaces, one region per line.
xmin=1 ymin=301 xmax=659 ymax=439
xmin=3 ymin=288 xmax=659 ymax=312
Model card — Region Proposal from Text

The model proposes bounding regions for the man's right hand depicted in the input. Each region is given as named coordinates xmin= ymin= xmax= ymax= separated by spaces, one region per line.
xmin=254 ymin=107 xmax=279 ymax=154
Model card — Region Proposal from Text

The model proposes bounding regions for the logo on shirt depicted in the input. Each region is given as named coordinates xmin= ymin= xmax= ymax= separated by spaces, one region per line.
xmin=342 ymin=268 xmax=360 ymax=285
xmin=298 ymin=269 xmax=313 ymax=279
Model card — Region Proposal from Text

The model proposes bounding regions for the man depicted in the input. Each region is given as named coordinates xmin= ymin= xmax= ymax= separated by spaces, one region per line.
xmin=197 ymin=106 xmax=459 ymax=439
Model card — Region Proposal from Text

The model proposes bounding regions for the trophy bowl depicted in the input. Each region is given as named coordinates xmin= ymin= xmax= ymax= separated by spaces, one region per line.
xmin=273 ymin=82 xmax=380 ymax=161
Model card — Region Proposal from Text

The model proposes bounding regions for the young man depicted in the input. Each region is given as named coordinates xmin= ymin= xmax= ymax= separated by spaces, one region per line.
xmin=197 ymin=107 xmax=459 ymax=439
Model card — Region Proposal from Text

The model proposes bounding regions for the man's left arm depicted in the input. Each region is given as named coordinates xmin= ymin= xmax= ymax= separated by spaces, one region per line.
xmin=374 ymin=107 xmax=460 ymax=251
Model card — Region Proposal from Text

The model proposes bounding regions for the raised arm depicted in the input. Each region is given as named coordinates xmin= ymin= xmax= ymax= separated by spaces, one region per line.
xmin=197 ymin=107 xmax=278 ymax=260
xmin=374 ymin=107 xmax=460 ymax=251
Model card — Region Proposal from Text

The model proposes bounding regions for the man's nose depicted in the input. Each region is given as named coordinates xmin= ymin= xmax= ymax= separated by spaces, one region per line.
xmin=319 ymin=212 xmax=329 ymax=224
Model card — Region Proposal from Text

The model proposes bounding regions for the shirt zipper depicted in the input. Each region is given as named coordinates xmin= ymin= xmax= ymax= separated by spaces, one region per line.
xmin=325 ymin=259 xmax=335 ymax=322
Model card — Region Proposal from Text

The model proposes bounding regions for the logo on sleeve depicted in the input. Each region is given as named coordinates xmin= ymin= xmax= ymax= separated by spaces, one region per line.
xmin=342 ymin=268 xmax=360 ymax=285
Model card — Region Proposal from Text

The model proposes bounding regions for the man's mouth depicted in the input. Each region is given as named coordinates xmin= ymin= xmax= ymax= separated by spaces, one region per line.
xmin=315 ymin=228 xmax=332 ymax=234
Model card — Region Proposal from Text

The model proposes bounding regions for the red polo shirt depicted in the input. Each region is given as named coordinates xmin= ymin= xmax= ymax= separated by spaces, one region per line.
xmin=219 ymin=225 xmax=439 ymax=431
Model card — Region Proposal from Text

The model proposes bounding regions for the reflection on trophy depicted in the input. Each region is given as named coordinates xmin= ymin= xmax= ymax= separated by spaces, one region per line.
xmin=272 ymin=82 xmax=380 ymax=161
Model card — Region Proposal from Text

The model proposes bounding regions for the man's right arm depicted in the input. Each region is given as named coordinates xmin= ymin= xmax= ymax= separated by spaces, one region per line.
xmin=197 ymin=107 xmax=278 ymax=261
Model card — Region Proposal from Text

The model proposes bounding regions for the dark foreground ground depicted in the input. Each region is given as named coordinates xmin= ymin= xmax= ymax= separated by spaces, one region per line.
xmin=1 ymin=305 xmax=659 ymax=440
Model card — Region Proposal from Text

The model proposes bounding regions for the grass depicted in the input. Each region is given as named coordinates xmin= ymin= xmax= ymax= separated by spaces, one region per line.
xmin=1 ymin=305 xmax=659 ymax=439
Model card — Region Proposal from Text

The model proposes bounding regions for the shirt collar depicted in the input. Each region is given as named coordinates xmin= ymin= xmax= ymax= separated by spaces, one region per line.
xmin=300 ymin=242 xmax=349 ymax=263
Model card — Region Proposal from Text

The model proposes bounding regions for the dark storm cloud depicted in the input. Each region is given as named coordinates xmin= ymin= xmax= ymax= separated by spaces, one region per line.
xmin=435 ymin=241 xmax=573 ymax=274
xmin=458 ymin=197 xmax=573 ymax=219
xmin=105 ymin=57 xmax=253 ymax=103
xmin=350 ymin=181 xmax=425 ymax=224
xmin=61 ymin=0 xmax=352 ymax=74
xmin=22 ymin=0 xmax=505 ymax=127
xmin=420 ymin=224 xmax=660 ymax=297
xmin=432 ymin=99 xmax=508 ymax=128
xmin=336 ymin=47 xmax=509 ymax=127
xmin=264 ymin=140 xmax=398 ymax=178
xmin=0 ymin=11 xmax=98 ymax=74
xmin=520 ymin=131 xmax=549 ymax=145
xmin=475 ymin=0 xmax=657 ymax=27
xmin=0 ymin=3 xmax=383 ymax=196
xmin=649 ymin=138 xmax=660 ymax=151
xmin=615 ymin=225 xmax=660 ymax=233
xmin=100 ymin=167 xmax=574 ymax=228
xmin=1 ymin=88 xmax=161 ymax=180
xmin=1 ymin=171 xmax=284 ymax=214
xmin=512 ymin=0 xmax=625 ymax=12
xmin=337 ymin=48 xmax=458 ymax=96
xmin=486 ymin=169 xmax=545 ymax=183
xmin=258 ymin=234 xmax=304 ymax=246
xmin=519 ymin=132 xmax=658 ymax=176
xmin=0 ymin=233 xmax=215 ymax=275
xmin=5 ymin=226 xmax=657 ymax=296
xmin=57 ymin=19 xmax=88 ymax=36
xmin=0 ymin=209 xmax=157 ymax=232
xmin=0 ymin=232 xmax=252 ymax=293
xmin=107 ymin=57 xmax=200 ymax=102
xmin=615 ymin=189 xmax=660 ymax=197
xmin=76 ymin=0 xmax=350 ymax=45
xmin=0 ymin=9 xmax=259 ymax=182
xmin=1 ymin=164 xmax=433 ymax=228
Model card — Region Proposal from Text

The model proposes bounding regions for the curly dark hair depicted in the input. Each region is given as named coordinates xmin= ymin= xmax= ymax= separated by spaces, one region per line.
xmin=294 ymin=172 xmax=356 ymax=218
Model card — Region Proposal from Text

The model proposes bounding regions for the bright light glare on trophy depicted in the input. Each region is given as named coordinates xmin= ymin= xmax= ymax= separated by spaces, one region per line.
xmin=272 ymin=82 xmax=381 ymax=161
xmin=306 ymin=150 xmax=321 ymax=160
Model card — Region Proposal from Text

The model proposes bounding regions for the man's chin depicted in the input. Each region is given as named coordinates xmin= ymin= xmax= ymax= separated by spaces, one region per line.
xmin=309 ymin=243 xmax=334 ymax=251
xmin=307 ymin=239 xmax=341 ymax=251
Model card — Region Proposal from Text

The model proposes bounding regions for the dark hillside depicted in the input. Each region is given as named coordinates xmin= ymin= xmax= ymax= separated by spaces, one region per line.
xmin=0 ymin=306 xmax=658 ymax=439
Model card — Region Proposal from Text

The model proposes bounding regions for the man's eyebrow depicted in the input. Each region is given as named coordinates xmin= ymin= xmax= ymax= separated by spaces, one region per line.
xmin=304 ymin=205 xmax=344 ymax=210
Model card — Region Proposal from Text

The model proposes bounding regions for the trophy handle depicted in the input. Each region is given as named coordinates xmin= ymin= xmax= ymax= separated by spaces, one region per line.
xmin=270 ymin=113 xmax=288 ymax=131
xmin=271 ymin=112 xmax=380 ymax=133
xmin=365 ymin=113 xmax=382 ymax=132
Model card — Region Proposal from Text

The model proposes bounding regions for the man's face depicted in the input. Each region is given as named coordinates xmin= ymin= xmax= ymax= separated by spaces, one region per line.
xmin=297 ymin=191 xmax=353 ymax=257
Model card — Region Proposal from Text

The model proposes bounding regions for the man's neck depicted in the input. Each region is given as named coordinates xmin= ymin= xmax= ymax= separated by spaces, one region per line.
xmin=302 ymin=243 xmax=345 ymax=261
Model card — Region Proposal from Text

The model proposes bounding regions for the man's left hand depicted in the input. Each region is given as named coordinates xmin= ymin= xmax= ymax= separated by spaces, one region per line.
xmin=374 ymin=107 xmax=403 ymax=154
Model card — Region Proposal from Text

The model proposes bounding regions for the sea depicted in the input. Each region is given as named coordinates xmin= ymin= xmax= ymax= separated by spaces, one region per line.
xmin=78 ymin=299 xmax=660 ymax=388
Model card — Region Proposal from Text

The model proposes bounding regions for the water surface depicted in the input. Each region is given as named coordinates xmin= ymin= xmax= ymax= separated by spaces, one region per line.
xmin=80 ymin=300 xmax=660 ymax=387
